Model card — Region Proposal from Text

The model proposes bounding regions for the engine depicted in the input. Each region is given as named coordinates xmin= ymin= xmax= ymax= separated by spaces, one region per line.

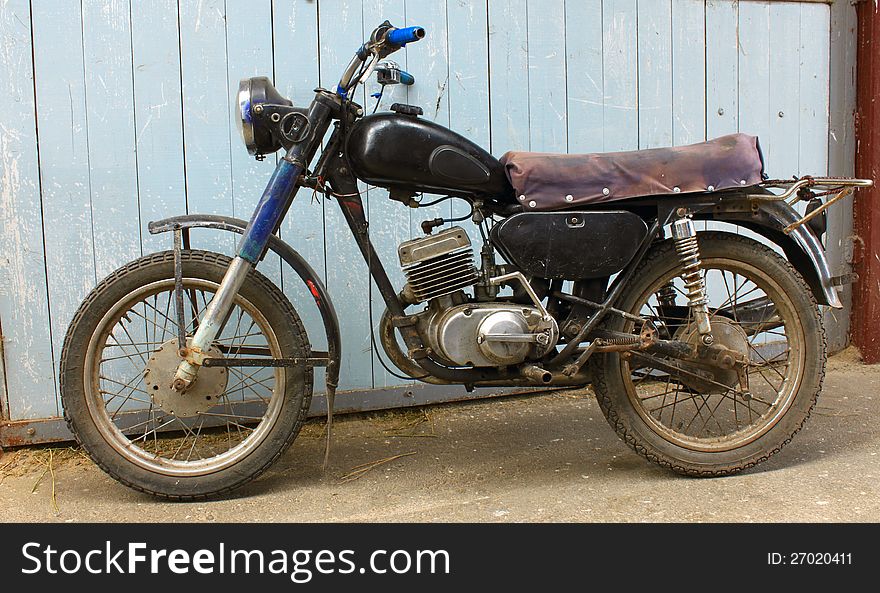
xmin=398 ymin=227 xmax=558 ymax=367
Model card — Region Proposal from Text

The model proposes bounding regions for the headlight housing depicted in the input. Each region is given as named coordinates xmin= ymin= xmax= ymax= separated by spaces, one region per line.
xmin=236 ymin=76 xmax=293 ymax=157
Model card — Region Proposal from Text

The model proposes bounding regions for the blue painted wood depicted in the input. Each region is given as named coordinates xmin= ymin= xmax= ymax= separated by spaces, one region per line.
xmin=0 ymin=0 xmax=57 ymax=419
xmin=0 ymin=0 xmax=841 ymax=422
xmin=565 ymin=0 xmax=604 ymax=154
xmin=671 ymin=0 xmax=706 ymax=146
xmin=768 ymin=2 xmax=800 ymax=178
xmin=487 ymin=0 xmax=529 ymax=155
xmin=31 ymin=0 xmax=96 ymax=418
xmin=799 ymin=2 xmax=831 ymax=177
xmin=738 ymin=2 xmax=771 ymax=166
xmin=526 ymin=0 xmax=567 ymax=153
xmin=319 ymin=0 xmax=373 ymax=390
xmin=130 ymin=0 xmax=187 ymax=256
xmin=404 ymin=0 xmax=450 ymax=238
xmin=706 ymin=0 xmax=739 ymax=139
xmin=602 ymin=0 xmax=638 ymax=151
xmin=82 ymin=0 xmax=142 ymax=279
xmin=447 ymin=0 xmax=490 ymax=252
xmin=273 ymin=0 xmax=328 ymax=393
xmin=225 ymin=0 xmax=282 ymax=291
xmin=704 ymin=0 xmax=739 ymax=235
xmin=177 ymin=0 xmax=234 ymax=255
xmin=363 ymin=0 xmax=414 ymax=389
xmin=638 ymin=0 xmax=673 ymax=149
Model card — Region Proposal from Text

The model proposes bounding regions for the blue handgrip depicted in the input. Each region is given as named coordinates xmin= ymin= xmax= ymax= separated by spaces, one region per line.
xmin=387 ymin=26 xmax=425 ymax=47
xmin=399 ymin=70 xmax=415 ymax=85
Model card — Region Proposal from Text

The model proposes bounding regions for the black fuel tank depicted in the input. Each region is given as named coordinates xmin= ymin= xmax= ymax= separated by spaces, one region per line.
xmin=491 ymin=211 xmax=649 ymax=279
xmin=345 ymin=112 xmax=513 ymax=198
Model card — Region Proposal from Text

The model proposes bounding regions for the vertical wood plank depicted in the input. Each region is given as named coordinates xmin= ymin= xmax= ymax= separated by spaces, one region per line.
xmin=798 ymin=2 xmax=830 ymax=177
xmin=363 ymin=0 xmax=413 ymax=388
xmin=273 ymin=0 xmax=328 ymax=393
xmin=447 ymin=0 xmax=490 ymax=247
xmin=826 ymin=0 xmax=855 ymax=351
xmin=405 ymin=0 xmax=450 ymax=235
xmin=602 ymin=0 xmax=638 ymax=151
xmin=130 ymin=0 xmax=187 ymax=255
xmin=0 ymin=0 xmax=57 ymax=418
xmin=31 ymin=0 xmax=96 ymax=417
xmin=706 ymin=0 xmax=738 ymax=139
xmin=319 ymin=0 xmax=373 ymax=390
xmin=488 ymin=0 xmax=529 ymax=155
xmin=565 ymin=0 xmax=604 ymax=154
xmin=82 ymin=0 xmax=142 ymax=278
xmin=671 ymin=0 xmax=706 ymax=146
xmin=225 ymin=0 xmax=282 ymax=290
xmin=737 ymin=2 xmax=771 ymax=167
xmin=767 ymin=1 xmax=800 ymax=178
xmin=526 ymin=0 xmax=567 ymax=152
xmin=178 ymin=0 xmax=233 ymax=254
xmin=638 ymin=0 xmax=673 ymax=149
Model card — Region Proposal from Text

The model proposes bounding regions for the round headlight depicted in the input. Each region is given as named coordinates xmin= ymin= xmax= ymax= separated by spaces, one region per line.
xmin=235 ymin=76 xmax=293 ymax=157
xmin=236 ymin=78 xmax=257 ymax=154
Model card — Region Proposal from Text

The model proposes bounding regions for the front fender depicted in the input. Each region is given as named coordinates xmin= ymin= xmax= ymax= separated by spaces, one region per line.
xmin=147 ymin=214 xmax=341 ymax=389
xmin=701 ymin=200 xmax=843 ymax=308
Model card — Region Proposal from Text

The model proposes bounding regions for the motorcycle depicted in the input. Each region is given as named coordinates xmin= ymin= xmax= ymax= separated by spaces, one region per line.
xmin=60 ymin=22 xmax=872 ymax=500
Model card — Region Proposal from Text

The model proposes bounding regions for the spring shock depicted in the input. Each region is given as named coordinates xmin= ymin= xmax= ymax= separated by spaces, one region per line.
xmin=671 ymin=218 xmax=713 ymax=344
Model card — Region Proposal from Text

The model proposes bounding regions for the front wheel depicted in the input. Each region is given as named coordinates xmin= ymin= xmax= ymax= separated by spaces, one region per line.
xmin=60 ymin=250 xmax=313 ymax=499
xmin=592 ymin=232 xmax=825 ymax=476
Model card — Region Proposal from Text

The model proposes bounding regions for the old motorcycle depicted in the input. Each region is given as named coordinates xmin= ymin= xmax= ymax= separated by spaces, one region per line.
xmin=60 ymin=22 xmax=871 ymax=499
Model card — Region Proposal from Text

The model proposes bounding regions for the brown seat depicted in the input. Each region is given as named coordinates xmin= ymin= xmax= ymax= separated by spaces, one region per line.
xmin=500 ymin=133 xmax=765 ymax=211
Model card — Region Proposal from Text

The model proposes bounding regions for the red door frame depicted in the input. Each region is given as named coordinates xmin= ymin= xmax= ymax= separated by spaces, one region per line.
xmin=854 ymin=2 xmax=880 ymax=363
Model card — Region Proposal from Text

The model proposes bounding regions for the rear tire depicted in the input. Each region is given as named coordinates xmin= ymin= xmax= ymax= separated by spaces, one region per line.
xmin=591 ymin=232 xmax=825 ymax=476
xmin=60 ymin=250 xmax=313 ymax=500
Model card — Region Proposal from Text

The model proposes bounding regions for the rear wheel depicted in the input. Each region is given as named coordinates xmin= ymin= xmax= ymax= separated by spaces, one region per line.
xmin=60 ymin=250 xmax=313 ymax=499
xmin=591 ymin=232 xmax=824 ymax=476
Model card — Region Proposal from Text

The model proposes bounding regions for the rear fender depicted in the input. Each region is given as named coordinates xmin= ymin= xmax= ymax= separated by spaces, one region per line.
xmin=698 ymin=200 xmax=843 ymax=308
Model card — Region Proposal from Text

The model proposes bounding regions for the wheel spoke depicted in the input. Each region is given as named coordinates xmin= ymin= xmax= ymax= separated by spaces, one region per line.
xmin=621 ymin=253 xmax=803 ymax=451
xmin=90 ymin=275 xmax=295 ymax=469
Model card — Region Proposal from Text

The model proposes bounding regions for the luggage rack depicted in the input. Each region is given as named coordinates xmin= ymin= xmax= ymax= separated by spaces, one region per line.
xmin=748 ymin=176 xmax=873 ymax=234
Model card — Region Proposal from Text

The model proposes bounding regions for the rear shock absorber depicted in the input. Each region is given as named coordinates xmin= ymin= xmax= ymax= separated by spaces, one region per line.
xmin=671 ymin=217 xmax=714 ymax=344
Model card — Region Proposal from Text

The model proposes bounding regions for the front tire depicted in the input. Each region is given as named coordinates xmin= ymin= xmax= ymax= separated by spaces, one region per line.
xmin=60 ymin=250 xmax=313 ymax=500
xmin=592 ymin=232 xmax=825 ymax=476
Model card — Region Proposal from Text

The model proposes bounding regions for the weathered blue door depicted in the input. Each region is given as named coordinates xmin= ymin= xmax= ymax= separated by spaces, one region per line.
xmin=0 ymin=0 xmax=854 ymax=443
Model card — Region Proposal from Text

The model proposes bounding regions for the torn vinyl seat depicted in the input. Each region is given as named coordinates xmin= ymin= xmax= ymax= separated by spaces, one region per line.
xmin=500 ymin=133 xmax=766 ymax=211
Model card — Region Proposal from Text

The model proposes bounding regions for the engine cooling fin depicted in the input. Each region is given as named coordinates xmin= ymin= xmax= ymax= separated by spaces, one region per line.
xmin=398 ymin=226 xmax=478 ymax=303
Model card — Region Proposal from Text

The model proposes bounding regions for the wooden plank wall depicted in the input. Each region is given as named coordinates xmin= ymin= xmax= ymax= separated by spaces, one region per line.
xmin=0 ymin=0 xmax=839 ymax=420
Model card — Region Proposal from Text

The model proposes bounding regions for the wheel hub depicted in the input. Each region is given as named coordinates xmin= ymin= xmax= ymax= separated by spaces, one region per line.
xmin=674 ymin=317 xmax=749 ymax=394
xmin=144 ymin=339 xmax=228 ymax=417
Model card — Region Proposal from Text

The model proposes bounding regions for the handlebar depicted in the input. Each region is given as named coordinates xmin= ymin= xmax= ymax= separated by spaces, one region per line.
xmin=337 ymin=22 xmax=425 ymax=98
xmin=386 ymin=26 xmax=425 ymax=47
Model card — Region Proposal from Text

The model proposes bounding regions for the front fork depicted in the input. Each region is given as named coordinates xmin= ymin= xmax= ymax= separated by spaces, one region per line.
xmin=171 ymin=93 xmax=335 ymax=392
xmin=171 ymin=159 xmax=304 ymax=391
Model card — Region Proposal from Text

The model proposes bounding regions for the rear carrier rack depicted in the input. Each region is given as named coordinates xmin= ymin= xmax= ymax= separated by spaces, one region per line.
xmin=749 ymin=176 xmax=872 ymax=235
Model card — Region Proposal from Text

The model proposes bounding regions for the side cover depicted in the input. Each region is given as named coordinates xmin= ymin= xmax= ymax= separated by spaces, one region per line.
xmin=491 ymin=211 xmax=649 ymax=279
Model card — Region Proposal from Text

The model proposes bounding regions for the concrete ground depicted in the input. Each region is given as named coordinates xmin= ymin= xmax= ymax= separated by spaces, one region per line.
xmin=1 ymin=350 xmax=878 ymax=523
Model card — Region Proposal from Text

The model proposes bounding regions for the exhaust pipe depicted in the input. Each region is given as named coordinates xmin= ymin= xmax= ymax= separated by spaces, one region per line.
xmin=522 ymin=365 xmax=553 ymax=384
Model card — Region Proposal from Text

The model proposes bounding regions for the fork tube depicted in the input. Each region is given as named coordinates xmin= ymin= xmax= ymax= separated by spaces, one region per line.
xmin=171 ymin=159 xmax=303 ymax=391
xmin=171 ymin=94 xmax=336 ymax=391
